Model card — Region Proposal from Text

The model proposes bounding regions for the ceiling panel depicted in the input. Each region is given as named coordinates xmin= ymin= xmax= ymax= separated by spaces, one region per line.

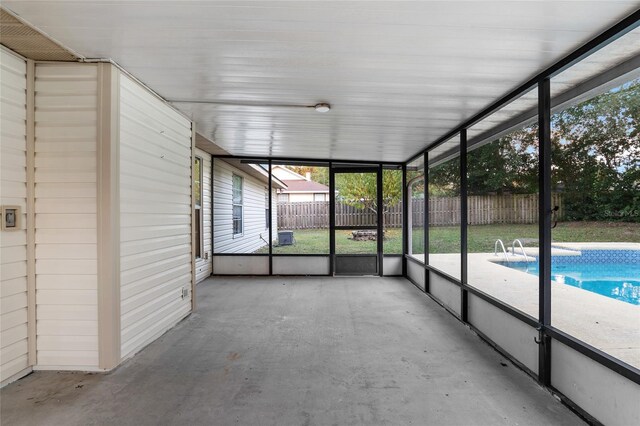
xmin=4 ymin=1 xmax=639 ymax=162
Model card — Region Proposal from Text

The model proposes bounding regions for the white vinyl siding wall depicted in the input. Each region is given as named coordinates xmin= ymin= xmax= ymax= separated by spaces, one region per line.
xmin=119 ymin=74 xmax=192 ymax=359
xmin=194 ymin=148 xmax=211 ymax=282
xmin=213 ymin=159 xmax=276 ymax=254
xmin=34 ymin=63 xmax=99 ymax=369
xmin=0 ymin=48 xmax=29 ymax=382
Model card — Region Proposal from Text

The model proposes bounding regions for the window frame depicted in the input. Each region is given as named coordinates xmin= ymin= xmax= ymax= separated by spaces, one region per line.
xmin=265 ymin=187 xmax=270 ymax=230
xmin=232 ymin=174 xmax=244 ymax=237
xmin=194 ymin=156 xmax=203 ymax=259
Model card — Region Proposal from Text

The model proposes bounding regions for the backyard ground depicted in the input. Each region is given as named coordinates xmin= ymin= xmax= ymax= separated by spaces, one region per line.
xmin=259 ymin=222 xmax=640 ymax=254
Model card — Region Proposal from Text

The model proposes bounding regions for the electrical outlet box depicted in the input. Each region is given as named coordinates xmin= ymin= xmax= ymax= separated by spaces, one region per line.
xmin=2 ymin=206 xmax=21 ymax=231
xmin=181 ymin=287 xmax=189 ymax=299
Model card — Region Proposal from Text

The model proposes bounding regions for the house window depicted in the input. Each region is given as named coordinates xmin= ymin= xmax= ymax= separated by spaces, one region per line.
xmin=232 ymin=174 xmax=243 ymax=236
xmin=278 ymin=193 xmax=289 ymax=202
xmin=265 ymin=189 xmax=270 ymax=229
xmin=314 ymin=193 xmax=325 ymax=202
xmin=194 ymin=157 xmax=203 ymax=258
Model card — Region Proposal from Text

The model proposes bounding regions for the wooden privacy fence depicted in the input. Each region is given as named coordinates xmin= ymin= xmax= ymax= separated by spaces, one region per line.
xmin=277 ymin=194 xmax=563 ymax=229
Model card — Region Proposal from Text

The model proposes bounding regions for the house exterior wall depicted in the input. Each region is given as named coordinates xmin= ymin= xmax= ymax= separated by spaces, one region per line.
xmin=194 ymin=148 xmax=212 ymax=282
xmin=34 ymin=63 xmax=100 ymax=369
xmin=119 ymin=73 xmax=193 ymax=359
xmin=287 ymin=193 xmax=327 ymax=202
xmin=0 ymin=47 xmax=30 ymax=383
xmin=213 ymin=159 xmax=277 ymax=254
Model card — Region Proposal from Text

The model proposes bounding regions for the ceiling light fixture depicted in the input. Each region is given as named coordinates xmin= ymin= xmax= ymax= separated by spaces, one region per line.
xmin=314 ymin=103 xmax=331 ymax=113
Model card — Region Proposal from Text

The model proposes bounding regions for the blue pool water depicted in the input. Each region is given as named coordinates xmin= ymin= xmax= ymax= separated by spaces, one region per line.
xmin=505 ymin=250 xmax=640 ymax=305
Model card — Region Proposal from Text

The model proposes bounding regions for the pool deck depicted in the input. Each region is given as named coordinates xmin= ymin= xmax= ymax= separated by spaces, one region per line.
xmin=412 ymin=243 xmax=640 ymax=368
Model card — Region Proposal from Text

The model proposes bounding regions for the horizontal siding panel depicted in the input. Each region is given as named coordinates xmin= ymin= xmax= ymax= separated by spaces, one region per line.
xmin=34 ymin=62 xmax=99 ymax=369
xmin=1 ymin=245 xmax=26 ymax=264
xmin=120 ymin=174 xmax=187 ymax=197
xmin=119 ymin=200 xmax=190 ymax=215
xmin=37 ymin=335 xmax=98 ymax=352
xmin=121 ymin=303 xmax=190 ymax=359
xmin=37 ymin=289 xmax=97 ymax=306
xmin=36 ymin=213 xmax=96 ymax=229
xmin=35 ymin=228 xmax=97 ymax=244
xmin=36 ymin=109 xmax=97 ymax=125
xmin=35 ymin=94 xmax=96 ymax=109
xmin=120 ymin=224 xmax=191 ymax=243
xmin=1 ymin=292 xmax=27 ymax=315
xmin=1 ymin=277 xmax=28 ymax=298
xmin=37 ymin=320 xmax=97 ymax=337
xmin=34 ymin=139 xmax=96 ymax=152
xmin=36 ymin=260 xmax=97 ymax=275
xmin=34 ymin=170 xmax=96 ymax=183
xmin=0 ymin=47 xmax=29 ymax=382
xmin=121 ymin=234 xmax=191 ymax=257
xmin=35 ymin=198 xmax=97 ymax=214
xmin=0 ymin=124 xmax=26 ymax=144
xmin=1 ymin=180 xmax=26 ymax=199
xmin=36 ymin=275 xmax=97 ymax=290
xmin=1 ymin=340 xmax=28 ymax=368
xmin=121 ymin=255 xmax=190 ymax=284
xmin=1 ymin=261 xmax=27 ymax=282
xmin=1 ymin=148 xmax=27 ymax=169
xmin=35 ymin=79 xmax=97 ymax=94
xmin=121 ymin=280 xmax=186 ymax=328
xmin=1 ymin=324 xmax=28 ymax=349
xmin=1 ymin=308 xmax=27 ymax=332
xmin=35 ymin=151 xmax=96 ymax=169
xmin=36 ymin=351 xmax=98 ymax=367
xmin=0 ymin=354 xmax=28 ymax=382
xmin=121 ymin=213 xmax=189 ymax=227
xmin=119 ymin=72 xmax=192 ymax=359
xmin=120 ymin=130 xmax=190 ymax=165
xmin=121 ymin=266 xmax=191 ymax=302
xmin=120 ymin=244 xmax=190 ymax=271
xmin=0 ymin=230 xmax=27 ymax=247
xmin=120 ymin=187 xmax=190 ymax=204
xmin=37 ymin=304 xmax=97 ymax=321
xmin=35 ymin=182 xmax=96 ymax=198
xmin=36 ymin=244 xmax=96 ymax=259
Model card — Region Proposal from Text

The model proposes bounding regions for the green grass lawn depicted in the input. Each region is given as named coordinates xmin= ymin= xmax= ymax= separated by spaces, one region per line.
xmin=257 ymin=222 xmax=639 ymax=254
xmin=432 ymin=221 xmax=640 ymax=253
xmin=258 ymin=228 xmax=403 ymax=254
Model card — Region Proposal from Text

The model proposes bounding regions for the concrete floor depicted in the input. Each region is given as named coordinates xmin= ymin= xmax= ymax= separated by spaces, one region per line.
xmin=1 ymin=277 xmax=582 ymax=426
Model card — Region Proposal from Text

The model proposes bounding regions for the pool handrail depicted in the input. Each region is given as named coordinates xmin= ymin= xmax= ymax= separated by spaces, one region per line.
xmin=511 ymin=239 xmax=530 ymax=263
xmin=494 ymin=239 xmax=509 ymax=263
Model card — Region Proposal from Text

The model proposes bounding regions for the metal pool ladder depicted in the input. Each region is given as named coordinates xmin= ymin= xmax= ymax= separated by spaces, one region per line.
xmin=494 ymin=239 xmax=509 ymax=263
xmin=511 ymin=239 xmax=530 ymax=263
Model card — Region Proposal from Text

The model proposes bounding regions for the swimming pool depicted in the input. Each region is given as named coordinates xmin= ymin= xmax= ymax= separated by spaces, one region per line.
xmin=504 ymin=249 xmax=640 ymax=305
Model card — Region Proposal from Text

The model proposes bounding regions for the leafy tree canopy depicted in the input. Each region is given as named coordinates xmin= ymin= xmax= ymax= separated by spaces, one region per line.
xmin=335 ymin=170 xmax=403 ymax=215
xmin=428 ymin=78 xmax=639 ymax=222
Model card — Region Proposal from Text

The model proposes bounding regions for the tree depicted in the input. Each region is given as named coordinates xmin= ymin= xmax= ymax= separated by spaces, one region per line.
xmin=335 ymin=170 xmax=403 ymax=218
xmin=551 ymin=79 xmax=639 ymax=221
xmin=287 ymin=166 xmax=329 ymax=186
xmin=426 ymin=78 xmax=639 ymax=222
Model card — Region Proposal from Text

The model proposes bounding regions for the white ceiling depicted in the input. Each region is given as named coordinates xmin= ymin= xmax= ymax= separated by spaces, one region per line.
xmin=4 ymin=1 xmax=639 ymax=162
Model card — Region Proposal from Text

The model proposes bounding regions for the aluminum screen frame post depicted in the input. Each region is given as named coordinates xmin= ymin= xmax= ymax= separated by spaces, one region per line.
xmin=460 ymin=129 xmax=469 ymax=322
xmin=402 ymin=163 xmax=408 ymax=277
xmin=538 ymin=78 xmax=552 ymax=387
xmin=268 ymin=159 xmax=273 ymax=276
xmin=377 ymin=164 xmax=384 ymax=276
xmin=423 ymin=152 xmax=429 ymax=292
